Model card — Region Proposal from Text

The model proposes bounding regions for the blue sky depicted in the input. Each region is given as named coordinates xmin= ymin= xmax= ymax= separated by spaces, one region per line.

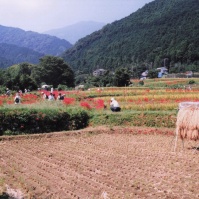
xmin=0 ymin=0 xmax=154 ymax=32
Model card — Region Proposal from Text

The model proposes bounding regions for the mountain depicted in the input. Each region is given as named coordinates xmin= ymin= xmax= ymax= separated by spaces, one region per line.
xmin=0 ymin=43 xmax=44 ymax=68
xmin=0 ymin=25 xmax=72 ymax=56
xmin=62 ymin=0 xmax=199 ymax=75
xmin=44 ymin=21 xmax=106 ymax=44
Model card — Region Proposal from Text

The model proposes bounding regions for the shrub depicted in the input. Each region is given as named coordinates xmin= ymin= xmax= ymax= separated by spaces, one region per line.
xmin=188 ymin=80 xmax=195 ymax=84
xmin=57 ymin=84 xmax=68 ymax=91
xmin=139 ymin=80 xmax=144 ymax=86
xmin=0 ymin=107 xmax=90 ymax=135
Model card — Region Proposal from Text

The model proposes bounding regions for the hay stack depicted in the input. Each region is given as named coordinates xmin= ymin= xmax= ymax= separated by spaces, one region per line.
xmin=176 ymin=106 xmax=199 ymax=141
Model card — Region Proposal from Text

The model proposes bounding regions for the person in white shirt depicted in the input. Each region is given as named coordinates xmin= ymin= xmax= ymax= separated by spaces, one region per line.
xmin=14 ymin=93 xmax=21 ymax=104
xmin=110 ymin=97 xmax=121 ymax=112
xmin=48 ymin=93 xmax=54 ymax=101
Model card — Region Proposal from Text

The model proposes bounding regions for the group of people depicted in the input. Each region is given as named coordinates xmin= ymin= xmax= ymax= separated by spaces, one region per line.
xmin=5 ymin=88 xmax=30 ymax=104
xmin=12 ymin=92 xmax=65 ymax=105
xmin=7 ymin=87 xmax=121 ymax=111
xmin=42 ymin=92 xmax=65 ymax=101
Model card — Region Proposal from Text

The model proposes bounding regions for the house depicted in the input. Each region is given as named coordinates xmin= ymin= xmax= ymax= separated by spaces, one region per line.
xmin=156 ymin=67 xmax=168 ymax=78
xmin=93 ymin=69 xmax=107 ymax=76
xmin=156 ymin=67 xmax=168 ymax=74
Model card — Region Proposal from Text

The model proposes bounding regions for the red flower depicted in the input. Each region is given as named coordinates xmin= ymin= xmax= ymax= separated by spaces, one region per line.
xmin=80 ymin=102 xmax=92 ymax=110
xmin=63 ymin=98 xmax=75 ymax=105
xmin=95 ymin=99 xmax=105 ymax=109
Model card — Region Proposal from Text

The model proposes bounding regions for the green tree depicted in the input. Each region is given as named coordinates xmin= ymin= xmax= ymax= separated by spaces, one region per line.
xmin=33 ymin=56 xmax=75 ymax=88
xmin=0 ymin=69 xmax=6 ymax=85
xmin=113 ymin=67 xmax=131 ymax=87
xmin=3 ymin=63 xmax=37 ymax=91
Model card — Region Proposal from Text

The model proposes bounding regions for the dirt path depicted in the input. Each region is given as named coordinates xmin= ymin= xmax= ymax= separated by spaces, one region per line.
xmin=0 ymin=126 xmax=198 ymax=198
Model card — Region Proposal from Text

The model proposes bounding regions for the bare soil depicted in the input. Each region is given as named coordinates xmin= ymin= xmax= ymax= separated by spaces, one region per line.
xmin=0 ymin=126 xmax=198 ymax=199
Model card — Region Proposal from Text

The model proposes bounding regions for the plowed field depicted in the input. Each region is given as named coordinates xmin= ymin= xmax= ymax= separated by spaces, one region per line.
xmin=0 ymin=127 xmax=198 ymax=199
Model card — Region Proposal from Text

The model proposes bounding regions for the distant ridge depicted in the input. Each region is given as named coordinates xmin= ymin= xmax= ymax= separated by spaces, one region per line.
xmin=44 ymin=21 xmax=106 ymax=44
xmin=0 ymin=43 xmax=44 ymax=68
xmin=0 ymin=25 xmax=72 ymax=56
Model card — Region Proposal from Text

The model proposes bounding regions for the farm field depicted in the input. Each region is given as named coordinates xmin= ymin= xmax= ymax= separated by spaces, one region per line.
xmin=0 ymin=126 xmax=198 ymax=199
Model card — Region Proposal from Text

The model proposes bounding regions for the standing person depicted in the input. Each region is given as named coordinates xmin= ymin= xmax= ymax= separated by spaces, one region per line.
xmin=14 ymin=93 xmax=21 ymax=104
xmin=48 ymin=93 xmax=54 ymax=101
xmin=6 ymin=88 xmax=10 ymax=96
xmin=110 ymin=97 xmax=121 ymax=112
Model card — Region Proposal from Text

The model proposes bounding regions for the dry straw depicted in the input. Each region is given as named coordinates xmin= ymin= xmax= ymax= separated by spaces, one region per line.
xmin=176 ymin=105 xmax=199 ymax=141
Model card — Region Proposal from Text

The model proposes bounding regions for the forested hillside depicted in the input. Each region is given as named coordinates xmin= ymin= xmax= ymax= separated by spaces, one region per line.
xmin=0 ymin=25 xmax=72 ymax=56
xmin=0 ymin=43 xmax=44 ymax=68
xmin=62 ymin=0 xmax=199 ymax=75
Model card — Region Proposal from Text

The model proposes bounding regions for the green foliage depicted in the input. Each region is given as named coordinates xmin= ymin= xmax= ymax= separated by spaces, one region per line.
xmin=0 ymin=56 xmax=75 ymax=90
xmin=84 ymin=73 xmax=114 ymax=88
xmin=57 ymin=84 xmax=68 ymax=91
xmin=90 ymin=111 xmax=176 ymax=128
xmin=138 ymin=80 xmax=144 ymax=86
xmin=113 ymin=67 xmax=131 ymax=87
xmin=0 ymin=43 xmax=43 ymax=68
xmin=62 ymin=0 xmax=199 ymax=75
xmin=32 ymin=56 xmax=75 ymax=88
xmin=0 ymin=107 xmax=90 ymax=135
xmin=75 ymin=74 xmax=89 ymax=85
xmin=188 ymin=80 xmax=195 ymax=84
xmin=148 ymin=69 xmax=158 ymax=78
xmin=2 ymin=63 xmax=37 ymax=91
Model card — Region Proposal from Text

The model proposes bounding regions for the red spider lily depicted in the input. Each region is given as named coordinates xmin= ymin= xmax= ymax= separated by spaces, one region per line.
xmin=95 ymin=99 xmax=105 ymax=109
xmin=0 ymin=100 xmax=3 ymax=106
xmin=145 ymin=89 xmax=150 ymax=92
xmin=0 ymin=96 xmax=6 ymax=100
xmin=63 ymin=98 xmax=75 ymax=105
xmin=22 ymin=100 xmax=37 ymax=104
xmin=80 ymin=102 xmax=92 ymax=110
xmin=87 ymin=98 xmax=94 ymax=101
xmin=23 ymin=94 xmax=38 ymax=99
xmin=7 ymin=101 xmax=13 ymax=105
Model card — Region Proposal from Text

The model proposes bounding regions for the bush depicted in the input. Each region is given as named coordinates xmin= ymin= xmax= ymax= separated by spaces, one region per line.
xmin=57 ymin=84 xmax=68 ymax=91
xmin=188 ymin=80 xmax=195 ymax=84
xmin=0 ymin=107 xmax=90 ymax=135
xmin=139 ymin=80 xmax=144 ymax=85
xmin=148 ymin=69 xmax=158 ymax=79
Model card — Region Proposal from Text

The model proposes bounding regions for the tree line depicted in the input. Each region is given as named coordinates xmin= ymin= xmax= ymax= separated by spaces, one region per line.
xmin=0 ymin=56 xmax=75 ymax=92
xmin=0 ymin=55 xmax=133 ymax=93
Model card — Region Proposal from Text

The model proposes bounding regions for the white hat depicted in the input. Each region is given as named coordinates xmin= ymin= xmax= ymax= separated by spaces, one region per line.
xmin=111 ymin=97 xmax=115 ymax=101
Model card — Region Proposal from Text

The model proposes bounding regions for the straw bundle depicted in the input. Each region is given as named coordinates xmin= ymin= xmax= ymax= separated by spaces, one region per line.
xmin=176 ymin=106 xmax=199 ymax=141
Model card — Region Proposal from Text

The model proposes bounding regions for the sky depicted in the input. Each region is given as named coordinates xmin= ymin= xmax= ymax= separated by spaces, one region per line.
xmin=0 ymin=0 xmax=154 ymax=33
